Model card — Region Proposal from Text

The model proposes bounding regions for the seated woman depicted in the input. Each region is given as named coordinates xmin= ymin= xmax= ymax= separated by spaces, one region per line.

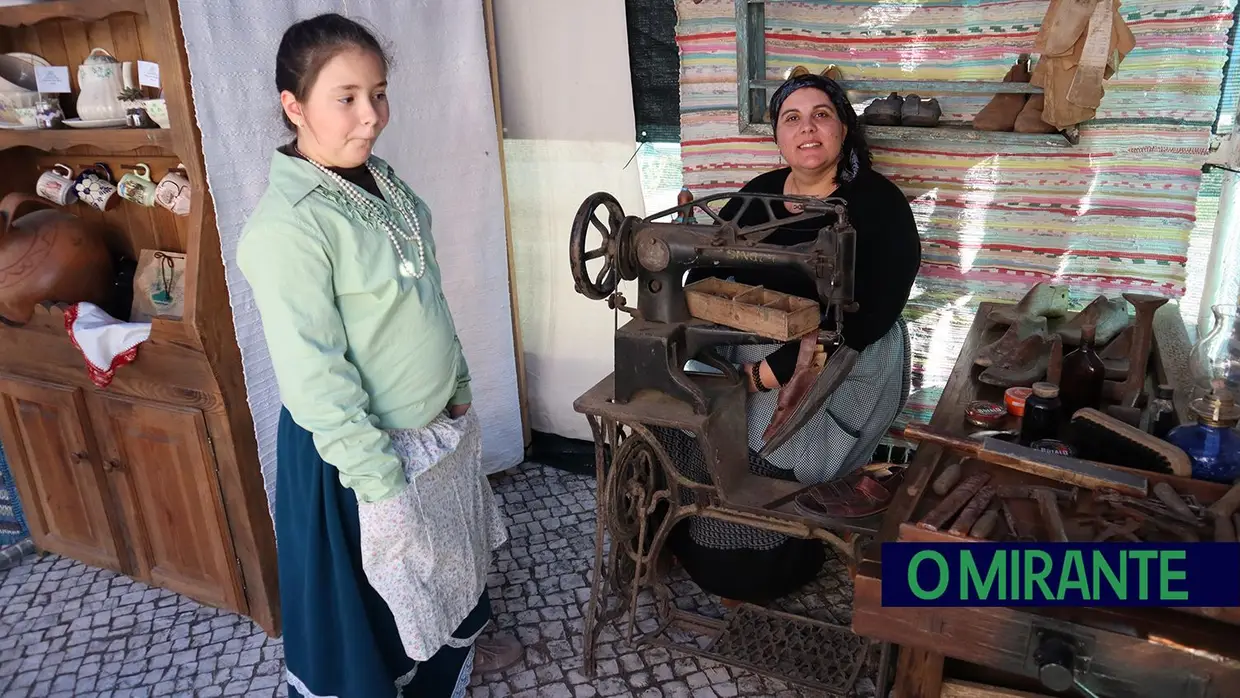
xmin=652 ymin=71 xmax=922 ymax=603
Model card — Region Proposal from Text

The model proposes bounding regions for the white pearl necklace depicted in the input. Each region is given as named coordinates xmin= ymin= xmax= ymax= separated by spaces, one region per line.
xmin=296 ymin=149 xmax=426 ymax=279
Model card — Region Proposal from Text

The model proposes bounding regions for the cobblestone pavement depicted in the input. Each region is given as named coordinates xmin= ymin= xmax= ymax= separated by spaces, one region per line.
xmin=0 ymin=465 xmax=874 ymax=697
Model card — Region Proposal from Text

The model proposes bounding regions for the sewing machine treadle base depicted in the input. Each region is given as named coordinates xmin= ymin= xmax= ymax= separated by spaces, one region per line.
xmin=574 ymin=372 xmax=888 ymax=696
xmin=662 ymin=603 xmax=873 ymax=693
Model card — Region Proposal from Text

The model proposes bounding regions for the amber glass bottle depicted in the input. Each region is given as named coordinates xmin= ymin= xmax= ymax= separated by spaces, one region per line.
xmin=1060 ymin=322 xmax=1106 ymax=415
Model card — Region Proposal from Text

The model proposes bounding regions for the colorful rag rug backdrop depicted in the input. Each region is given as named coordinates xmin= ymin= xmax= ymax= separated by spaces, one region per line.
xmin=676 ymin=0 xmax=1237 ymax=441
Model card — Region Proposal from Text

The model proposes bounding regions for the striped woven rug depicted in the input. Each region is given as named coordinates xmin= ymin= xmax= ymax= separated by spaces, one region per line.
xmin=676 ymin=0 xmax=1236 ymax=441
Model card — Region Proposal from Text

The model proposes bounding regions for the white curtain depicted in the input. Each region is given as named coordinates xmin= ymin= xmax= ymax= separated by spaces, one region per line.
xmin=176 ymin=0 xmax=525 ymax=512
xmin=494 ymin=0 xmax=647 ymax=441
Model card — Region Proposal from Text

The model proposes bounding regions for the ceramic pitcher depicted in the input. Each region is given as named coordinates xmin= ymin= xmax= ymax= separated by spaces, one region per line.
xmin=76 ymin=48 xmax=126 ymax=121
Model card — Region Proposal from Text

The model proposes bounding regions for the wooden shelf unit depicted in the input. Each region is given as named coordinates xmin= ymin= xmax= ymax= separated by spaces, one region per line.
xmin=735 ymin=1 xmax=1078 ymax=149
xmin=0 ymin=0 xmax=279 ymax=636
xmin=0 ymin=127 xmax=174 ymax=152
xmin=0 ymin=0 xmax=147 ymax=29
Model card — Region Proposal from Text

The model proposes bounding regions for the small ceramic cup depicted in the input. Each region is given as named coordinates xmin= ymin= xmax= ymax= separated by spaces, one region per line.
xmin=155 ymin=164 xmax=191 ymax=216
xmin=75 ymin=171 xmax=120 ymax=211
xmin=36 ymin=163 xmax=78 ymax=205
xmin=118 ymin=163 xmax=156 ymax=207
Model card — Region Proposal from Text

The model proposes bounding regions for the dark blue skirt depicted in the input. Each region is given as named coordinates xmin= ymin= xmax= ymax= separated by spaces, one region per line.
xmin=276 ymin=407 xmax=491 ymax=697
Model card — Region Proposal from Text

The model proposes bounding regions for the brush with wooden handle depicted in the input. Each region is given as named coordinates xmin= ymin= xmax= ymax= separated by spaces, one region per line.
xmin=902 ymin=422 xmax=1148 ymax=497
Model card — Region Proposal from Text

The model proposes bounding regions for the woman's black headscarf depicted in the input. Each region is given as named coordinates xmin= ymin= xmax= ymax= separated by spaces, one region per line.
xmin=768 ymin=73 xmax=872 ymax=184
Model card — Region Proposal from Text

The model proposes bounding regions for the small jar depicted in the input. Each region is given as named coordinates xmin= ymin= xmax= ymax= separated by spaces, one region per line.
xmin=35 ymin=95 xmax=64 ymax=129
xmin=126 ymin=106 xmax=145 ymax=128
xmin=966 ymin=400 xmax=1007 ymax=428
xmin=1020 ymin=382 xmax=1062 ymax=446
xmin=1005 ymin=386 xmax=1033 ymax=417
xmin=1146 ymin=384 xmax=1176 ymax=439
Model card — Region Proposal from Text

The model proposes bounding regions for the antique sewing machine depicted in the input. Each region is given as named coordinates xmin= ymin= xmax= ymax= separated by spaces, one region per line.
xmin=569 ymin=191 xmax=887 ymax=696
xmin=570 ymin=189 xmax=857 ymax=453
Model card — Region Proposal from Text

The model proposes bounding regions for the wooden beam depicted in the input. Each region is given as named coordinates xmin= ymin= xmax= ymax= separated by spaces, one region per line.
xmin=482 ymin=0 xmax=532 ymax=447
xmin=941 ymin=680 xmax=1052 ymax=698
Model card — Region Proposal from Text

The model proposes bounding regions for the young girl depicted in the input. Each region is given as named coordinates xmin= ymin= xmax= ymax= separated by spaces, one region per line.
xmin=237 ymin=13 xmax=521 ymax=697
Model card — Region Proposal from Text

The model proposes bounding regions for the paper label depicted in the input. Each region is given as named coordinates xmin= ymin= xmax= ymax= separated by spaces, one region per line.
xmin=34 ymin=66 xmax=71 ymax=93
xmin=137 ymin=61 xmax=161 ymax=89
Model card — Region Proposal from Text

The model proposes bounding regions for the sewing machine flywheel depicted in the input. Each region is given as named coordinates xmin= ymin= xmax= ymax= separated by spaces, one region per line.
xmin=570 ymin=192 xmax=639 ymax=300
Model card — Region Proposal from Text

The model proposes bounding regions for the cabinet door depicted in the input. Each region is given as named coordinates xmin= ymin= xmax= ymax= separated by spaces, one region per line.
xmin=0 ymin=376 xmax=123 ymax=572
xmin=87 ymin=395 xmax=246 ymax=613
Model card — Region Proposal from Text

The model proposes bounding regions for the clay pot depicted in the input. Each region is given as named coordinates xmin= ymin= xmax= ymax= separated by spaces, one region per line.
xmin=0 ymin=192 xmax=114 ymax=325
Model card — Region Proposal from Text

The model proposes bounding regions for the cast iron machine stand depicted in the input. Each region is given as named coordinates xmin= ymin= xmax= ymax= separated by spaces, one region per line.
xmin=569 ymin=192 xmax=890 ymax=696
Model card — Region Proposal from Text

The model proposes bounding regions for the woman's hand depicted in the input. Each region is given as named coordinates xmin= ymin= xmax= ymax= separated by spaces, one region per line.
xmin=449 ymin=403 xmax=471 ymax=418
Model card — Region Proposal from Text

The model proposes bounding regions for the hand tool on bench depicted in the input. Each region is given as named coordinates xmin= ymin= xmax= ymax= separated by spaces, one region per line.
xmin=1153 ymin=482 xmax=1198 ymax=522
xmin=1207 ymin=477 xmax=1240 ymax=520
xmin=969 ymin=505 xmax=1003 ymax=539
xmin=932 ymin=459 xmax=963 ymax=496
xmin=1034 ymin=488 xmax=1070 ymax=542
xmin=1103 ymin=293 xmax=1168 ymax=408
xmin=1208 ymin=478 xmax=1240 ymax=542
xmin=994 ymin=485 xmax=1078 ymax=504
xmin=949 ymin=485 xmax=997 ymax=536
xmin=902 ymin=422 xmax=1148 ymax=497
xmin=917 ymin=473 xmax=990 ymax=531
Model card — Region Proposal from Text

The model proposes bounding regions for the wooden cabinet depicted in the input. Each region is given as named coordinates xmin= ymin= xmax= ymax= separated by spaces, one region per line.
xmin=0 ymin=375 xmax=248 ymax=615
xmin=0 ymin=377 xmax=123 ymax=573
xmin=0 ymin=0 xmax=279 ymax=634
xmin=86 ymin=395 xmax=246 ymax=612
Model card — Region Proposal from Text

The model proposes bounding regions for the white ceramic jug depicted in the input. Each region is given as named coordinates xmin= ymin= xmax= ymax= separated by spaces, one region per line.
xmin=75 ymin=48 xmax=126 ymax=121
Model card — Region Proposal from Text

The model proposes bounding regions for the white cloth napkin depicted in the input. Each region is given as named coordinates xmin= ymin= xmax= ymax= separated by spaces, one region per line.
xmin=64 ymin=303 xmax=152 ymax=388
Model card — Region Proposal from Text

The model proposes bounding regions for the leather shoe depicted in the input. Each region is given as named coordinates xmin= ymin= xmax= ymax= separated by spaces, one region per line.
xmin=472 ymin=634 xmax=523 ymax=674
xmin=794 ymin=467 xmax=905 ymax=520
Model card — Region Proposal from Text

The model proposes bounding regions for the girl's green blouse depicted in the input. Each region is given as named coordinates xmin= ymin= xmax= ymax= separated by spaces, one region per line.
xmin=238 ymin=152 xmax=471 ymax=503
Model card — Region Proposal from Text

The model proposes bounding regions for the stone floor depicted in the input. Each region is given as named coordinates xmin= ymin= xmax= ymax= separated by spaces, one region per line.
xmin=0 ymin=464 xmax=874 ymax=697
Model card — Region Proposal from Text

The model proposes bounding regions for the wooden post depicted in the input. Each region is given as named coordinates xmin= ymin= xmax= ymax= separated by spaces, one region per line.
xmin=893 ymin=648 xmax=946 ymax=698
xmin=481 ymin=0 xmax=531 ymax=447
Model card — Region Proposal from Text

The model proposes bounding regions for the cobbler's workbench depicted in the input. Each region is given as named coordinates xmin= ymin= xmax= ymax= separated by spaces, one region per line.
xmin=851 ymin=302 xmax=1240 ymax=698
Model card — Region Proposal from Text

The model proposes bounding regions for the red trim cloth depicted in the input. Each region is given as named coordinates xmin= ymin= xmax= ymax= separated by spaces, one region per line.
xmin=63 ymin=303 xmax=152 ymax=388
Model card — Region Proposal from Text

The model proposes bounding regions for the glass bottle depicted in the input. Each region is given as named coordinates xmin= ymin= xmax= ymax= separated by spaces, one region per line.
xmin=1165 ymin=380 xmax=1240 ymax=483
xmin=1020 ymin=382 xmax=1062 ymax=446
xmin=1058 ymin=323 xmax=1106 ymax=416
xmin=1188 ymin=304 xmax=1240 ymax=401
xmin=1145 ymin=384 xmax=1176 ymax=439
xmin=35 ymin=95 xmax=64 ymax=129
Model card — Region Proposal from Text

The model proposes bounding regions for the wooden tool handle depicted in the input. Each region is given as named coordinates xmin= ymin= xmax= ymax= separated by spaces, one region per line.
xmin=1034 ymin=488 xmax=1069 ymax=542
xmin=932 ymin=460 xmax=963 ymax=496
xmin=949 ymin=485 xmax=997 ymax=536
xmin=1208 ymin=478 xmax=1240 ymax=520
xmin=1153 ymin=482 xmax=1196 ymax=522
xmin=903 ymin=423 xmax=983 ymax=457
xmin=918 ymin=473 xmax=990 ymax=531
xmin=970 ymin=507 xmax=1002 ymax=540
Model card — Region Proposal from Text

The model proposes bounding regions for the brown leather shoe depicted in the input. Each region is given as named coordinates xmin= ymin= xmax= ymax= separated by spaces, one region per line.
xmin=794 ymin=468 xmax=905 ymax=520
xmin=472 ymin=634 xmax=523 ymax=674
